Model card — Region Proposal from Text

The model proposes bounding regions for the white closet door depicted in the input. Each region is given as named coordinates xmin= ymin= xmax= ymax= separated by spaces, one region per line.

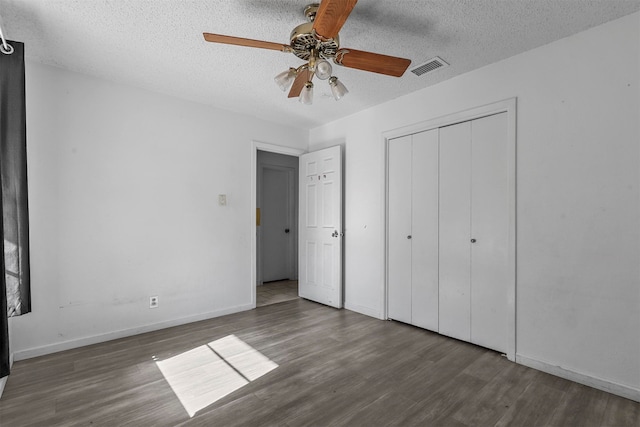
xmin=387 ymin=135 xmax=412 ymax=323
xmin=470 ymin=113 xmax=509 ymax=352
xmin=411 ymin=129 xmax=439 ymax=331
xmin=439 ymin=122 xmax=472 ymax=342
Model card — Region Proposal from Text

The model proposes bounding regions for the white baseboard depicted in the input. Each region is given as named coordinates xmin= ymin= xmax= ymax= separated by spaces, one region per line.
xmin=13 ymin=303 xmax=254 ymax=361
xmin=344 ymin=301 xmax=383 ymax=319
xmin=0 ymin=353 xmax=14 ymax=400
xmin=516 ymin=354 xmax=639 ymax=402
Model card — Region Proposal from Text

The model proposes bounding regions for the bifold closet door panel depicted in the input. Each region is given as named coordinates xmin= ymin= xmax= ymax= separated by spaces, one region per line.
xmin=470 ymin=112 xmax=509 ymax=353
xmin=388 ymin=135 xmax=412 ymax=324
xmin=411 ymin=129 xmax=439 ymax=331
xmin=439 ymin=121 xmax=472 ymax=342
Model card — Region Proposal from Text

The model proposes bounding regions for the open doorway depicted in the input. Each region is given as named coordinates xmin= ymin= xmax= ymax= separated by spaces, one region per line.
xmin=256 ymin=150 xmax=300 ymax=307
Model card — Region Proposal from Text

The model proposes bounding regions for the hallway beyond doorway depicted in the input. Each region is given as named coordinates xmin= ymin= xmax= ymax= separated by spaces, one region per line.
xmin=257 ymin=280 xmax=298 ymax=307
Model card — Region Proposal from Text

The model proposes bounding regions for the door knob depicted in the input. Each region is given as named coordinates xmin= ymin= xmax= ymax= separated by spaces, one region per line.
xmin=470 ymin=238 xmax=477 ymax=243
xmin=407 ymin=235 xmax=412 ymax=239
xmin=284 ymin=228 xmax=290 ymax=233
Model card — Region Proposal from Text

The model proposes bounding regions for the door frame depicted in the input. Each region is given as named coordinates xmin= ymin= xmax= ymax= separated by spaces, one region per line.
xmin=250 ymin=141 xmax=305 ymax=308
xmin=382 ymin=98 xmax=517 ymax=361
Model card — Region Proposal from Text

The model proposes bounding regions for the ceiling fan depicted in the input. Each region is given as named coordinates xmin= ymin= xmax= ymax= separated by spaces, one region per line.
xmin=203 ymin=0 xmax=411 ymax=104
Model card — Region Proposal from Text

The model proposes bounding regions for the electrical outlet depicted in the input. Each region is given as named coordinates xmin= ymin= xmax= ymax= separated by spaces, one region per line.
xmin=149 ymin=296 xmax=159 ymax=309
xmin=218 ymin=194 xmax=227 ymax=206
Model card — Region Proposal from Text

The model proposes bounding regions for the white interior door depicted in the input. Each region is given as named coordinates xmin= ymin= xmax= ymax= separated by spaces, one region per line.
xmin=411 ymin=129 xmax=440 ymax=331
xmin=299 ymin=146 xmax=343 ymax=308
xmin=261 ymin=167 xmax=292 ymax=282
xmin=439 ymin=121 xmax=472 ymax=342
xmin=470 ymin=112 xmax=509 ymax=353
xmin=387 ymin=135 xmax=412 ymax=323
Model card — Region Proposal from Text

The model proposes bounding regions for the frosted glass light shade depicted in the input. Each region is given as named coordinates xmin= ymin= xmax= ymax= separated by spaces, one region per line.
xmin=299 ymin=82 xmax=314 ymax=105
xmin=274 ymin=68 xmax=297 ymax=91
xmin=315 ymin=59 xmax=333 ymax=80
xmin=329 ymin=76 xmax=348 ymax=100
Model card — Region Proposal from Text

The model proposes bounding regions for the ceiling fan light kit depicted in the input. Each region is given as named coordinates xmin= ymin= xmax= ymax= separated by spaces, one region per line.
xmin=329 ymin=76 xmax=348 ymax=100
xmin=314 ymin=59 xmax=333 ymax=80
xmin=203 ymin=0 xmax=411 ymax=105
xmin=274 ymin=68 xmax=298 ymax=91
xmin=300 ymin=81 xmax=314 ymax=105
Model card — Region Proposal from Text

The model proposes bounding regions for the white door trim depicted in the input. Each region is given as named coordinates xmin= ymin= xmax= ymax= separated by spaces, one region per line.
xmin=251 ymin=141 xmax=305 ymax=308
xmin=382 ymin=98 xmax=517 ymax=361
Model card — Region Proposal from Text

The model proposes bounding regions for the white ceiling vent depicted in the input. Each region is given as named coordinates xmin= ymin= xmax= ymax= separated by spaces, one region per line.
xmin=411 ymin=57 xmax=449 ymax=76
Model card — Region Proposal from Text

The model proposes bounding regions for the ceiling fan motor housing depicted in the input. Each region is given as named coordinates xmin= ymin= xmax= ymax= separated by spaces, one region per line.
xmin=290 ymin=22 xmax=340 ymax=61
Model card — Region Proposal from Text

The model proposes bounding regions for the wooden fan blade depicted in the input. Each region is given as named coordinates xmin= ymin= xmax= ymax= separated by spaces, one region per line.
xmin=288 ymin=69 xmax=311 ymax=98
xmin=203 ymin=33 xmax=290 ymax=52
xmin=334 ymin=48 xmax=411 ymax=77
xmin=313 ymin=0 xmax=358 ymax=40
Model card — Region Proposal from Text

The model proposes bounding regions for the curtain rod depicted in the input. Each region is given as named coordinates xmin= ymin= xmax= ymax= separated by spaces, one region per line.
xmin=0 ymin=16 xmax=14 ymax=55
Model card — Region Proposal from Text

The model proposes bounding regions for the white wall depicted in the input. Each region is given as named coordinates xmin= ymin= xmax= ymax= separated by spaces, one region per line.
xmin=9 ymin=62 xmax=307 ymax=358
xmin=309 ymin=13 xmax=639 ymax=398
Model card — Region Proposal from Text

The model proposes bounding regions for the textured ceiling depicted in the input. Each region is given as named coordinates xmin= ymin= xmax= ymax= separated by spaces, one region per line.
xmin=2 ymin=0 xmax=639 ymax=130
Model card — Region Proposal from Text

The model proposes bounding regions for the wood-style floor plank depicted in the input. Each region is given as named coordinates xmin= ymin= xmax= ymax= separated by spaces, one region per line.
xmin=1 ymin=298 xmax=638 ymax=426
xmin=452 ymin=358 xmax=538 ymax=426
xmin=547 ymin=382 xmax=610 ymax=426
xmin=602 ymin=393 xmax=640 ymax=427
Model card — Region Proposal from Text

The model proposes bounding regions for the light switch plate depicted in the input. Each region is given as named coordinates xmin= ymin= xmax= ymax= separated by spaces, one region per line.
xmin=218 ymin=194 xmax=227 ymax=206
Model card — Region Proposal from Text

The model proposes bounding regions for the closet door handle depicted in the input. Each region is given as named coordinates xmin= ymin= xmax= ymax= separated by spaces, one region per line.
xmin=470 ymin=238 xmax=477 ymax=243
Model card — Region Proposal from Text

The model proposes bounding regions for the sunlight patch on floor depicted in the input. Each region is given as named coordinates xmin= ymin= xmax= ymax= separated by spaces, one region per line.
xmin=155 ymin=334 xmax=278 ymax=417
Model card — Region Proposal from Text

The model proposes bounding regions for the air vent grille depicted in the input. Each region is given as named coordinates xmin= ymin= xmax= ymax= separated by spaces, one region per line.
xmin=411 ymin=57 xmax=448 ymax=76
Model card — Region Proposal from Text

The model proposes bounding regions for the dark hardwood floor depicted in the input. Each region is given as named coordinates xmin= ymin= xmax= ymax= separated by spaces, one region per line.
xmin=1 ymin=299 xmax=638 ymax=426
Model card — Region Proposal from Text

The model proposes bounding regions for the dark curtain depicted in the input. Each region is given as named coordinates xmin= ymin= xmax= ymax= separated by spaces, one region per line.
xmin=0 ymin=186 xmax=7 ymax=377
xmin=1 ymin=40 xmax=30 ymax=378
